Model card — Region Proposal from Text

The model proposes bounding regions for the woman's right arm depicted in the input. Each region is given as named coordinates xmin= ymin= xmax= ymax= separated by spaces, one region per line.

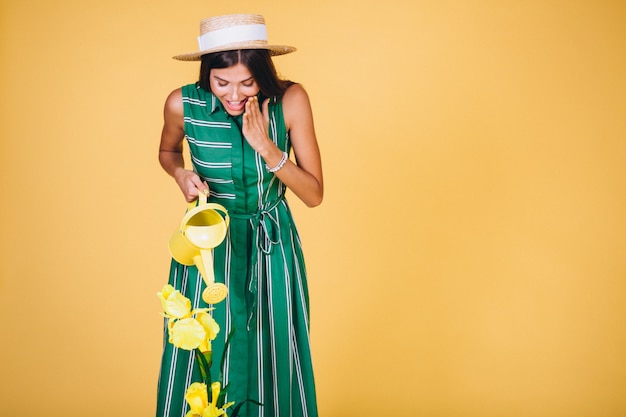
xmin=158 ymin=88 xmax=208 ymax=202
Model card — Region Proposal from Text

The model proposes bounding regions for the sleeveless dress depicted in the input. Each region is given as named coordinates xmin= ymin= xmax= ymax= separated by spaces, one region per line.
xmin=156 ymin=83 xmax=318 ymax=417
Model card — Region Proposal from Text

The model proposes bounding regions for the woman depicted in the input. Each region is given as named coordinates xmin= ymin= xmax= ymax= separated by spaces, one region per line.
xmin=156 ymin=13 xmax=323 ymax=417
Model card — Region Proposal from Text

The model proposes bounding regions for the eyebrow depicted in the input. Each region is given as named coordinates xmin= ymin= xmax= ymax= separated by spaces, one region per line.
xmin=213 ymin=75 xmax=255 ymax=83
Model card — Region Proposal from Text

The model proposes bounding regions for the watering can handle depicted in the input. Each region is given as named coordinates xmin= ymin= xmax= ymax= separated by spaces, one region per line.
xmin=186 ymin=188 xmax=210 ymax=210
xmin=202 ymin=203 xmax=230 ymax=228
xmin=182 ymin=191 xmax=230 ymax=229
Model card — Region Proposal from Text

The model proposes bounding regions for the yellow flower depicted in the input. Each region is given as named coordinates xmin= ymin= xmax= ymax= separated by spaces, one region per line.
xmin=158 ymin=284 xmax=192 ymax=319
xmin=183 ymin=381 xmax=234 ymax=417
xmin=171 ymin=318 xmax=206 ymax=350
xmin=203 ymin=382 xmax=234 ymax=417
xmin=202 ymin=404 xmax=227 ymax=417
xmin=196 ymin=311 xmax=220 ymax=352
xmin=211 ymin=382 xmax=221 ymax=405
xmin=184 ymin=382 xmax=209 ymax=416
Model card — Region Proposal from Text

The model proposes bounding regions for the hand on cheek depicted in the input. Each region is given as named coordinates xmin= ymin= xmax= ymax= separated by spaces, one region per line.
xmin=243 ymin=96 xmax=271 ymax=152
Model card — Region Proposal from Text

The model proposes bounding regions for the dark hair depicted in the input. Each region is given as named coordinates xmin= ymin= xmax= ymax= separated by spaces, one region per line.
xmin=198 ymin=49 xmax=293 ymax=98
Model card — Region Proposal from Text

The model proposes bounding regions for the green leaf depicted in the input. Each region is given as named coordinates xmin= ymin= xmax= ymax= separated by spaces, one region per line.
xmin=230 ymin=399 xmax=263 ymax=417
xmin=217 ymin=384 xmax=230 ymax=406
xmin=194 ymin=349 xmax=213 ymax=390
xmin=219 ymin=328 xmax=237 ymax=383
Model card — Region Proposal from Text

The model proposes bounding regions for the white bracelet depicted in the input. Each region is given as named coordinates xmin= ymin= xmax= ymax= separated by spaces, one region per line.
xmin=266 ymin=151 xmax=288 ymax=173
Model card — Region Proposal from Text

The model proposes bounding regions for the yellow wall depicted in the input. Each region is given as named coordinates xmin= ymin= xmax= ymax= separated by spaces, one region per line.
xmin=1 ymin=0 xmax=625 ymax=416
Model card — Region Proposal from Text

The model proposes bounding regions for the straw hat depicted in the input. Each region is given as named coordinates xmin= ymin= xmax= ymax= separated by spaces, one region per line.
xmin=173 ymin=14 xmax=296 ymax=61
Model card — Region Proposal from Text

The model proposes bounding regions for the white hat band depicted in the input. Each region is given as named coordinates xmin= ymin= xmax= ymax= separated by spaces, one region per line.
xmin=197 ymin=24 xmax=268 ymax=50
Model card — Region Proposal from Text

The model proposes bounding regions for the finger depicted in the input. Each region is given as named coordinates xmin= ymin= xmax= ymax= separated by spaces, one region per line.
xmin=245 ymin=96 xmax=255 ymax=112
xmin=186 ymin=187 xmax=199 ymax=202
xmin=244 ymin=100 xmax=261 ymax=133
xmin=191 ymin=176 xmax=210 ymax=195
xmin=262 ymin=98 xmax=270 ymax=124
xmin=201 ymin=182 xmax=210 ymax=196
xmin=251 ymin=96 xmax=264 ymax=121
xmin=242 ymin=110 xmax=251 ymax=135
xmin=244 ymin=97 xmax=255 ymax=124
xmin=243 ymin=99 xmax=253 ymax=125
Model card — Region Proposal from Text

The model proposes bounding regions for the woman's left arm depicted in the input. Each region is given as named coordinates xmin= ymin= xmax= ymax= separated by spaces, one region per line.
xmin=243 ymin=84 xmax=324 ymax=207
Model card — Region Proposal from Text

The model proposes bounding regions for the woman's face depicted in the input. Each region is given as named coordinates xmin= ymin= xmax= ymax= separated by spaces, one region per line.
xmin=210 ymin=63 xmax=260 ymax=116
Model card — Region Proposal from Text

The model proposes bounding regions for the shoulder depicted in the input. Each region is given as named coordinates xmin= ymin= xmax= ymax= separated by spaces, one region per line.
xmin=165 ymin=83 xmax=204 ymax=107
xmin=281 ymin=83 xmax=313 ymax=128
xmin=162 ymin=87 xmax=185 ymax=129
xmin=164 ymin=87 xmax=183 ymax=116
xmin=282 ymin=83 xmax=310 ymax=107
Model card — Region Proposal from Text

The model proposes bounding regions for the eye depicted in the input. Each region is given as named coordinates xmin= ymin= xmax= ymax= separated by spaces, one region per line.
xmin=243 ymin=81 xmax=254 ymax=87
xmin=217 ymin=81 xmax=228 ymax=87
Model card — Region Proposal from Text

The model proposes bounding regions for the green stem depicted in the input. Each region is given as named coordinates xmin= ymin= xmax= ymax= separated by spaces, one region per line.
xmin=194 ymin=349 xmax=213 ymax=391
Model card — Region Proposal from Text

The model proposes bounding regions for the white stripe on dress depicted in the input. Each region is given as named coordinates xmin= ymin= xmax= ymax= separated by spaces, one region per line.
xmin=187 ymin=136 xmax=232 ymax=149
xmin=202 ymin=177 xmax=234 ymax=185
xmin=281 ymin=237 xmax=310 ymax=416
xmin=256 ymin=254 xmax=265 ymax=417
xmin=182 ymin=97 xmax=206 ymax=107
xmin=264 ymin=248 xmax=281 ymax=415
xmin=180 ymin=270 xmax=205 ymax=417
xmin=222 ymin=233 xmax=233 ymax=401
xmin=184 ymin=117 xmax=231 ymax=128
xmin=191 ymin=155 xmax=231 ymax=169
xmin=164 ymin=266 xmax=188 ymax=417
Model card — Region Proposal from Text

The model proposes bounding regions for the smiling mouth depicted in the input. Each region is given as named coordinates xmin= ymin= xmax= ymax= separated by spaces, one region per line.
xmin=226 ymin=98 xmax=248 ymax=110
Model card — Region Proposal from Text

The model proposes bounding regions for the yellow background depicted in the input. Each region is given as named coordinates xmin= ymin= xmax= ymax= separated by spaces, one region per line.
xmin=1 ymin=0 xmax=625 ymax=416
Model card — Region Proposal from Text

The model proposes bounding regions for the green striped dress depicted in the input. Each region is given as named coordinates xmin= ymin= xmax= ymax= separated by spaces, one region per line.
xmin=156 ymin=83 xmax=318 ymax=417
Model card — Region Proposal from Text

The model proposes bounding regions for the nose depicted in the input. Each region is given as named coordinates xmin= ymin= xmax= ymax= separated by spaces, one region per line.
xmin=228 ymin=85 xmax=241 ymax=101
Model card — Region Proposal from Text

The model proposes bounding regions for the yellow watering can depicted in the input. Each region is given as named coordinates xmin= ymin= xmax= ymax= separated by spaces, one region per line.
xmin=168 ymin=191 xmax=230 ymax=304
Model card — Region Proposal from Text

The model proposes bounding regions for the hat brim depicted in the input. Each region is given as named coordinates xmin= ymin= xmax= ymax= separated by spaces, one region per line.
xmin=173 ymin=44 xmax=296 ymax=61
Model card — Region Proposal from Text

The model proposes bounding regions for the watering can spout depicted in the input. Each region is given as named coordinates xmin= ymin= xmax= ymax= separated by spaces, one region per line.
xmin=193 ymin=250 xmax=214 ymax=284
xmin=193 ymin=250 xmax=228 ymax=304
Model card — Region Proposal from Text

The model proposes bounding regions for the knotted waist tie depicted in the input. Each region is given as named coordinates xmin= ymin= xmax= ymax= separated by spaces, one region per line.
xmin=230 ymin=196 xmax=285 ymax=329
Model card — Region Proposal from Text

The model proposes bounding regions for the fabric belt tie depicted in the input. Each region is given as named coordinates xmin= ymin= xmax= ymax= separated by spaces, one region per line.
xmin=230 ymin=196 xmax=284 ymax=329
